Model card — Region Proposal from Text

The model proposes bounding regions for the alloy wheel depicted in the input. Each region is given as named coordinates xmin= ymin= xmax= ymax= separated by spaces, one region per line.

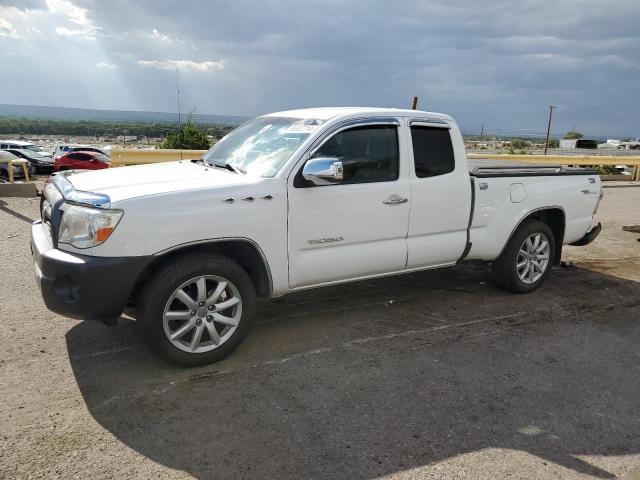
xmin=163 ymin=275 xmax=242 ymax=353
xmin=517 ymin=233 xmax=551 ymax=284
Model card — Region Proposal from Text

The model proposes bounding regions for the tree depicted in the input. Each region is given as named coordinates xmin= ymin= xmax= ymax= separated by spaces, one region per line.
xmin=563 ymin=131 xmax=583 ymax=140
xmin=547 ymin=139 xmax=559 ymax=148
xmin=161 ymin=114 xmax=212 ymax=150
xmin=510 ymin=138 xmax=530 ymax=149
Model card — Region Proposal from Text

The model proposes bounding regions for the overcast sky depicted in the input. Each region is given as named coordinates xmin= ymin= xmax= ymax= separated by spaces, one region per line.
xmin=0 ymin=0 xmax=638 ymax=136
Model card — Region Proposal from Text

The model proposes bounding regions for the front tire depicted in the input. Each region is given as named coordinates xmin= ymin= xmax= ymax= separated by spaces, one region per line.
xmin=138 ymin=254 xmax=256 ymax=367
xmin=492 ymin=219 xmax=555 ymax=293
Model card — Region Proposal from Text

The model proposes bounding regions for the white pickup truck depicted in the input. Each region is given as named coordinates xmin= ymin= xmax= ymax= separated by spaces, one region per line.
xmin=32 ymin=107 xmax=602 ymax=366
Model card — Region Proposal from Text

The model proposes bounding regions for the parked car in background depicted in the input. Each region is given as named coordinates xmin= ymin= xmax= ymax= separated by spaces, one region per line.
xmin=5 ymin=148 xmax=54 ymax=173
xmin=53 ymin=145 xmax=111 ymax=160
xmin=54 ymin=151 xmax=111 ymax=171
xmin=0 ymin=150 xmax=30 ymax=182
xmin=0 ymin=139 xmax=51 ymax=156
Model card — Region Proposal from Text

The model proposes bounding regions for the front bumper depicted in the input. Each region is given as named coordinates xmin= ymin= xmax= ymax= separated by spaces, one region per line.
xmin=31 ymin=221 xmax=152 ymax=321
xmin=34 ymin=163 xmax=54 ymax=173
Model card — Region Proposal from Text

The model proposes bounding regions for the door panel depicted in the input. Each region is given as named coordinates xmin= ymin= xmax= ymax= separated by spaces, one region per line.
xmin=66 ymin=153 xmax=84 ymax=169
xmin=288 ymin=123 xmax=410 ymax=288
xmin=288 ymin=182 xmax=410 ymax=287
xmin=406 ymin=124 xmax=471 ymax=267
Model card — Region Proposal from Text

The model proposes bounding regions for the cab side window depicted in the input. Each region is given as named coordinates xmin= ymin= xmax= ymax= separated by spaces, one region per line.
xmin=410 ymin=126 xmax=455 ymax=178
xmin=310 ymin=125 xmax=399 ymax=185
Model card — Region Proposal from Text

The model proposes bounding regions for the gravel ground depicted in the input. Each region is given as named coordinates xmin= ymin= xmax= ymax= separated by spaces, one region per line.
xmin=1 ymin=188 xmax=639 ymax=480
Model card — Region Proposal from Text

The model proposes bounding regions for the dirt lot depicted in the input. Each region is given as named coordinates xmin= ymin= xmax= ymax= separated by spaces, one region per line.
xmin=1 ymin=187 xmax=639 ymax=480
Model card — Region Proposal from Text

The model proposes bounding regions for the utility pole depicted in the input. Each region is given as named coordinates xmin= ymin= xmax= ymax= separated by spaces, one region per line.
xmin=411 ymin=96 xmax=418 ymax=110
xmin=176 ymin=68 xmax=183 ymax=159
xmin=480 ymin=124 xmax=484 ymax=142
xmin=176 ymin=68 xmax=182 ymax=129
xmin=544 ymin=105 xmax=556 ymax=155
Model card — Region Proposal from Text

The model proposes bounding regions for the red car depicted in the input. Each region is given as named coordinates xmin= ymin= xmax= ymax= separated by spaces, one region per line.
xmin=54 ymin=151 xmax=111 ymax=172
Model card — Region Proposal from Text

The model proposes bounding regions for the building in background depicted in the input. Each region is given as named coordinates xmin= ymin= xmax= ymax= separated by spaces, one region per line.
xmin=559 ymin=139 xmax=598 ymax=149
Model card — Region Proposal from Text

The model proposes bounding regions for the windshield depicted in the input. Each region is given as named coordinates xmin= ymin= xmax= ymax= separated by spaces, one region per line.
xmin=202 ymin=116 xmax=324 ymax=177
xmin=24 ymin=144 xmax=40 ymax=152
xmin=93 ymin=153 xmax=111 ymax=163
xmin=17 ymin=149 xmax=45 ymax=159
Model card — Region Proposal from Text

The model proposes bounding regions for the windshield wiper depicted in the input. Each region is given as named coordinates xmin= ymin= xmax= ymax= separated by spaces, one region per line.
xmin=214 ymin=161 xmax=245 ymax=174
xmin=195 ymin=157 xmax=245 ymax=174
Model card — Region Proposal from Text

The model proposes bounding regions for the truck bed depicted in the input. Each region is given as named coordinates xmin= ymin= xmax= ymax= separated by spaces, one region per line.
xmin=468 ymin=158 xmax=597 ymax=178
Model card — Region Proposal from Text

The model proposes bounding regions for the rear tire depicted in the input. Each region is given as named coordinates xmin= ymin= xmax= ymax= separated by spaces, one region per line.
xmin=492 ymin=219 xmax=555 ymax=293
xmin=138 ymin=254 xmax=256 ymax=367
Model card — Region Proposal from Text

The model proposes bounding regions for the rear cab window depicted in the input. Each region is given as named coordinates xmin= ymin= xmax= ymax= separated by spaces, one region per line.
xmin=410 ymin=126 xmax=455 ymax=178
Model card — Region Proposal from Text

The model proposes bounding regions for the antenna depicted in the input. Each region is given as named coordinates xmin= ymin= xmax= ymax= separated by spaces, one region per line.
xmin=176 ymin=67 xmax=183 ymax=160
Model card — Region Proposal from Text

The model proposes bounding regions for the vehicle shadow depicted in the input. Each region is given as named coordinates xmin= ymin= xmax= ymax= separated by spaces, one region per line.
xmin=0 ymin=199 xmax=36 ymax=224
xmin=66 ymin=264 xmax=640 ymax=479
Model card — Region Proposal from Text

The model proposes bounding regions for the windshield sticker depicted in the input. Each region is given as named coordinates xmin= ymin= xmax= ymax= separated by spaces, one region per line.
xmin=283 ymin=119 xmax=324 ymax=134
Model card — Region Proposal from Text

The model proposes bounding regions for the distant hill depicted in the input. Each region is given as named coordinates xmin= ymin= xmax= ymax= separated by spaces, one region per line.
xmin=0 ymin=104 xmax=248 ymax=125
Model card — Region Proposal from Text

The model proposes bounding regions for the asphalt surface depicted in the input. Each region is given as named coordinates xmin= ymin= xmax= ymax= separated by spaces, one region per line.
xmin=1 ymin=188 xmax=639 ymax=480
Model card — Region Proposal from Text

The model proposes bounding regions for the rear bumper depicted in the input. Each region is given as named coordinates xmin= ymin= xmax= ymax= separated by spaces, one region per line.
xmin=570 ymin=222 xmax=602 ymax=247
xmin=31 ymin=221 xmax=152 ymax=321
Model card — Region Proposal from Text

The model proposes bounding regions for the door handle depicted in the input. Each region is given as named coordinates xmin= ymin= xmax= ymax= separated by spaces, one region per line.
xmin=383 ymin=194 xmax=408 ymax=205
xmin=581 ymin=189 xmax=598 ymax=195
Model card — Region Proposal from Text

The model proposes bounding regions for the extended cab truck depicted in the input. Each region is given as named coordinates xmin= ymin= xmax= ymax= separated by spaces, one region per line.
xmin=31 ymin=107 xmax=602 ymax=366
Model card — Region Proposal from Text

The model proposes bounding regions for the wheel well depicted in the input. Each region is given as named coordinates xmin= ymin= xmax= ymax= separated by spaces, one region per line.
xmin=522 ymin=208 xmax=565 ymax=265
xmin=127 ymin=240 xmax=272 ymax=309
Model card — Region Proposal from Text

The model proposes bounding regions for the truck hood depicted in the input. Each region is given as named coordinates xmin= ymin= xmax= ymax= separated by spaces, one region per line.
xmin=67 ymin=160 xmax=253 ymax=204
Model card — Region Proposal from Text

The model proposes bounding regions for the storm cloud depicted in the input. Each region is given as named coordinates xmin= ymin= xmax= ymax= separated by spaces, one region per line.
xmin=0 ymin=0 xmax=638 ymax=136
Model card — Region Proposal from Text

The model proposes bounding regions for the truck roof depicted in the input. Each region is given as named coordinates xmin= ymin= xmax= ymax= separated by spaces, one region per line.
xmin=264 ymin=107 xmax=452 ymax=122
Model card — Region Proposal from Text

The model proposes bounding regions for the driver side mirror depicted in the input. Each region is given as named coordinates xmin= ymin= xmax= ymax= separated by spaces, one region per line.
xmin=302 ymin=157 xmax=343 ymax=186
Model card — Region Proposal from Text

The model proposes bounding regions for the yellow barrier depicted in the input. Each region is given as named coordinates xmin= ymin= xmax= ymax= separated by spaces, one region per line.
xmin=109 ymin=149 xmax=640 ymax=180
xmin=0 ymin=158 xmax=30 ymax=183
xmin=110 ymin=148 xmax=207 ymax=168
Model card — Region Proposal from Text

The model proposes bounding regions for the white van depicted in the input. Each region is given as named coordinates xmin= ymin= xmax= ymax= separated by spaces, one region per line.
xmin=0 ymin=140 xmax=51 ymax=157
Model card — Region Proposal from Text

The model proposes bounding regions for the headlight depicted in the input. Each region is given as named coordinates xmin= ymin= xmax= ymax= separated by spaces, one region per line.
xmin=58 ymin=205 xmax=123 ymax=249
